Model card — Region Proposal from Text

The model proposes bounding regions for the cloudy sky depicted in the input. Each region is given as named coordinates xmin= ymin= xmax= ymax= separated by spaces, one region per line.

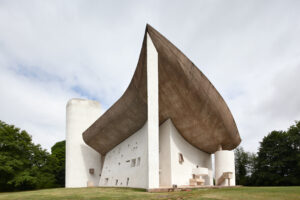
xmin=0 ymin=0 xmax=299 ymax=153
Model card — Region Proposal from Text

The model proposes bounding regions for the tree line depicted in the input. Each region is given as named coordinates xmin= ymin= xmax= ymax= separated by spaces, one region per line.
xmin=0 ymin=121 xmax=65 ymax=191
xmin=235 ymin=121 xmax=300 ymax=186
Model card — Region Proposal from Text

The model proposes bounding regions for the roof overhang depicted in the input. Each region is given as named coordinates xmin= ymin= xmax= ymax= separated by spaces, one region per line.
xmin=83 ymin=25 xmax=241 ymax=155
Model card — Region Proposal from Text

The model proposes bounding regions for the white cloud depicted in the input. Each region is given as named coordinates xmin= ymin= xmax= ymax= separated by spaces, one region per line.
xmin=0 ymin=0 xmax=299 ymax=152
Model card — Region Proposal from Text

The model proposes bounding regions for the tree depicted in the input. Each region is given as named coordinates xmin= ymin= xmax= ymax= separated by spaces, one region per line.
xmin=0 ymin=121 xmax=56 ymax=191
xmin=252 ymin=121 xmax=300 ymax=186
xmin=234 ymin=147 xmax=256 ymax=185
xmin=51 ymin=140 xmax=65 ymax=187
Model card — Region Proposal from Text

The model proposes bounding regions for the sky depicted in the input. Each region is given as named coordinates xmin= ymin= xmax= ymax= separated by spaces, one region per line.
xmin=0 ymin=0 xmax=300 ymax=153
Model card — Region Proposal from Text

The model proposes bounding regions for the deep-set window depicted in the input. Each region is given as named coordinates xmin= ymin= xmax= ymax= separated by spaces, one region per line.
xmin=126 ymin=177 xmax=130 ymax=186
xmin=89 ymin=168 xmax=94 ymax=174
xmin=131 ymin=159 xmax=136 ymax=167
xmin=137 ymin=157 xmax=141 ymax=166
xmin=179 ymin=153 xmax=184 ymax=164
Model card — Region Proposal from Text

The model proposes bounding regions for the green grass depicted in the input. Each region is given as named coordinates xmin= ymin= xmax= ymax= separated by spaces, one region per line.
xmin=0 ymin=187 xmax=299 ymax=200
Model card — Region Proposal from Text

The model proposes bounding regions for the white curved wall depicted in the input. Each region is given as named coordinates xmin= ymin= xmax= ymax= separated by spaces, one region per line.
xmin=99 ymin=119 xmax=214 ymax=189
xmin=159 ymin=119 xmax=213 ymax=187
xmin=99 ymin=122 xmax=148 ymax=188
xmin=66 ymin=98 xmax=102 ymax=188
xmin=159 ymin=120 xmax=172 ymax=187
xmin=215 ymin=150 xmax=235 ymax=186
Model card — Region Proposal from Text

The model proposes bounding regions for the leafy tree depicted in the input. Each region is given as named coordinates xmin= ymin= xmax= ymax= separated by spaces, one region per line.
xmin=0 ymin=121 xmax=56 ymax=191
xmin=252 ymin=121 xmax=300 ymax=186
xmin=234 ymin=147 xmax=256 ymax=185
xmin=51 ymin=140 xmax=65 ymax=187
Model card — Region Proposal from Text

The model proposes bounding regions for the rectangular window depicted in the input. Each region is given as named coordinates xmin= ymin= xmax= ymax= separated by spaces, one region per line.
xmin=131 ymin=158 xmax=136 ymax=167
xmin=137 ymin=157 xmax=141 ymax=166
xmin=179 ymin=153 xmax=184 ymax=164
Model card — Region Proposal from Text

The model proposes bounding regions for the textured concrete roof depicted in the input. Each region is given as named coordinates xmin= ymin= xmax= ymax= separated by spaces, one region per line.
xmin=83 ymin=25 xmax=241 ymax=155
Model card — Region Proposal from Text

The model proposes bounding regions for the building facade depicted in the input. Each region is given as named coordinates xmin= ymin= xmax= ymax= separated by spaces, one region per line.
xmin=66 ymin=25 xmax=240 ymax=189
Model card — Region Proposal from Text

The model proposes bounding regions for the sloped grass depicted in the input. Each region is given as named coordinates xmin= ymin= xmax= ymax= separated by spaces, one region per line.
xmin=201 ymin=187 xmax=300 ymax=200
xmin=0 ymin=186 xmax=299 ymax=200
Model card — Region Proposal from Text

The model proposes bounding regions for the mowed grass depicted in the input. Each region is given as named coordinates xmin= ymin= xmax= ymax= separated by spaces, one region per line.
xmin=0 ymin=186 xmax=299 ymax=200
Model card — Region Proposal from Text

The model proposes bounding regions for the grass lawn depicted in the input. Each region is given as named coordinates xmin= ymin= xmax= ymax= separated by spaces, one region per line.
xmin=0 ymin=186 xmax=299 ymax=200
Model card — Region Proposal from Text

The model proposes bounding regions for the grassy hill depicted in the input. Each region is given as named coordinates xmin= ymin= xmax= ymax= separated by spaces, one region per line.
xmin=0 ymin=186 xmax=299 ymax=200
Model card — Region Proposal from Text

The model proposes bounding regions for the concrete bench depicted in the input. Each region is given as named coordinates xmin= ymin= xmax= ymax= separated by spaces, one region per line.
xmin=217 ymin=172 xmax=233 ymax=186
xmin=189 ymin=167 xmax=208 ymax=186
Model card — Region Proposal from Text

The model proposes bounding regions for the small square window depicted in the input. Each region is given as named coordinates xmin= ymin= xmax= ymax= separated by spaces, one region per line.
xmin=89 ymin=168 xmax=94 ymax=174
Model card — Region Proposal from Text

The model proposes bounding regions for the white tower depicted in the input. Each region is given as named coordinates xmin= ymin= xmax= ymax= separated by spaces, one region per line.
xmin=214 ymin=150 xmax=236 ymax=186
xmin=66 ymin=98 xmax=102 ymax=188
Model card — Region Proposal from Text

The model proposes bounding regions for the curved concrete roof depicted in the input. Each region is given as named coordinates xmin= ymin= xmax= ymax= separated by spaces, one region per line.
xmin=83 ymin=25 xmax=241 ymax=155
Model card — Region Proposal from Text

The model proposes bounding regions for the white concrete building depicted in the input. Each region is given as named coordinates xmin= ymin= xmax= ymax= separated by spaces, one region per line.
xmin=66 ymin=25 xmax=241 ymax=189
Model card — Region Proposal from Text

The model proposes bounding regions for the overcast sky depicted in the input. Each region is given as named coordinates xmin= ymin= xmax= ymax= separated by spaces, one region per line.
xmin=0 ymin=0 xmax=299 ymax=153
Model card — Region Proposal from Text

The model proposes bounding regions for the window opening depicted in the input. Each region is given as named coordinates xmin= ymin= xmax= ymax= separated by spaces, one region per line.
xmin=179 ymin=153 xmax=184 ymax=164
xmin=89 ymin=168 xmax=94 ymax=174
xmin=137 ymin=157 xmax=141 ymax=166
xmin=131 ymin=159 xmax=136 ymax=167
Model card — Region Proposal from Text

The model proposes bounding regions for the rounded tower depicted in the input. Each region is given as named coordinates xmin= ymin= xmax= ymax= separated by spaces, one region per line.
xmin=66 ymin=98 xmax=102 ymax=188
xmin=214 ymin=150 xmax=236 ymax=186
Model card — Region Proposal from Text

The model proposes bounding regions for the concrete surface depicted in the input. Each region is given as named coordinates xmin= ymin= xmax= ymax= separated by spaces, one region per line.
xmin=215 ymin=150 xmax=236 ymax=186
xmin=146 ymin=33 xmax=159 ymax=189
xmin=98 ymin=119 xmax=213 ymax=189
xmin=65 ymin=99 xmax=102 ymax=188
xmin=99 ymin=122 xmax=148 ymax=188
xmin=159 ymin=119 xmax=213 ymax=187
